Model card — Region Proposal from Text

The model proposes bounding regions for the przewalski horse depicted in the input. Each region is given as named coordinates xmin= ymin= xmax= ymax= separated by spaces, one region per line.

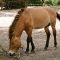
xmin=8 ymin=7 xmax=60 ymax=56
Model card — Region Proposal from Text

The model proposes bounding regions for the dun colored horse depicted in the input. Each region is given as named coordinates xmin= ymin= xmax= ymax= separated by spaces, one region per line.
xmin=8 ymin=7 xmax=60 ymax=56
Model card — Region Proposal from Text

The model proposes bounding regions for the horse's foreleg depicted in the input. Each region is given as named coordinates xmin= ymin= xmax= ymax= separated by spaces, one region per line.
xmin=44 ymin=27 xmax=50 ymax=50
xmin=52 ymin=27 xmax=57 ymax=47
xmin=25 ymin=27 xmax=35 ymax=53
xmin=30 ymin=36 xmax=35 ymax=53
xmin=25 ymin=36 xmax=35 ymax=53
xmin=25 ymin=36 xmax=30 ymax=53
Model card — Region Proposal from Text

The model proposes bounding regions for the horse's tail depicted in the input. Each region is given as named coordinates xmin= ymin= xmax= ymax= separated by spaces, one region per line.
xmin=56 ymin=12 xmax=60 ymax=21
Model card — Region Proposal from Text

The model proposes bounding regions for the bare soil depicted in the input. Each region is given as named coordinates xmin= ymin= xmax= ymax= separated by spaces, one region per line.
xmin=0 ymin=28 xmax=60 ymax=60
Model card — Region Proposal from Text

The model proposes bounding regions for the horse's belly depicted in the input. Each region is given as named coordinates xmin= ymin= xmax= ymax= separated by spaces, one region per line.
xmin=33 ymin=21 xmax=49 ymax=29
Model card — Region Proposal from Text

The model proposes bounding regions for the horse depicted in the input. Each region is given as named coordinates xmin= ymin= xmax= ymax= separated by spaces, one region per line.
xmin=8 ymin=7 xmax=60 ymax=56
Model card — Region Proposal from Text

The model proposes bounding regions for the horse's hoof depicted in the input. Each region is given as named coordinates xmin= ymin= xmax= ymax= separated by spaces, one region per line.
xmin=44 ymin=47 xmax=48 ymax=50
xmin=25 ymin=51 xmax=29 ymax=54
xmin=31 ymin=50 xmax=35 ymax=53
xmin=54 ymin=45 xmax=57 ymax=48
xmin=25 ymin=49 xmax=29 ymax=54
xmin=54 ymin=46 xmax=57 ymax=49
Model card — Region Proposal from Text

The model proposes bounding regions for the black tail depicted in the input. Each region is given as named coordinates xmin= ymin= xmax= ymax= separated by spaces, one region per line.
xmin=56 ymin=12 xmax=60 ymax=20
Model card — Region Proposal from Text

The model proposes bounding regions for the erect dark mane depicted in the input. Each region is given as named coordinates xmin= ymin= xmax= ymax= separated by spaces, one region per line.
xmin=9 ymin=8 xmax=25 ymax=40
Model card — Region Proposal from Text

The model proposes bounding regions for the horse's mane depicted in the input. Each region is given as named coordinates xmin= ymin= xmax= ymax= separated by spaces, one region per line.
xmin=9 ymin=8 xmax=25 ymax=40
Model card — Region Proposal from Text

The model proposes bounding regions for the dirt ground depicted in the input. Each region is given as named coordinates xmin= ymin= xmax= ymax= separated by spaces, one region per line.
xmin=0 ymin=8 xmax=60 ymax=60
xmin=0 ymin=28 xmax=60 ymax=60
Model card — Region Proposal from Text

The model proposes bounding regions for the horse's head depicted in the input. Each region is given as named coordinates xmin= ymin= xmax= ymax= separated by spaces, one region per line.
xmin=8 ymin=35 xmax=21 ymax=56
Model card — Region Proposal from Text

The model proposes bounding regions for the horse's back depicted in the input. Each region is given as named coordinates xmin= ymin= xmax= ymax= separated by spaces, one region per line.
xmin=24 ymin=7 xmax=50 ymax=29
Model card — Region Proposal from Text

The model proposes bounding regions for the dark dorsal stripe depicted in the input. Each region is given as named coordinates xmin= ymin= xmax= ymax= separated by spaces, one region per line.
xmin=9 ymin=8 xmax=25 ymax=39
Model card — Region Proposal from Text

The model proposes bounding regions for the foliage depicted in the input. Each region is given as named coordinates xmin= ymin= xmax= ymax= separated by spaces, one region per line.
xmin=27 ymin=0 xmax=43 ymax=6
xmin=2 ymin=0 xmax=26 ymax=9
xmin=45 ymin=0 xmax=53 ymax=6
xmin=0 ymin=0 xmax=60 ymax=9
xmin=57 ymin=0 xmax=60 ymax=5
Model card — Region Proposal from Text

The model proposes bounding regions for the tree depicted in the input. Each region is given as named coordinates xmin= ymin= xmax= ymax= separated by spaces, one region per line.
xmin=3 ymin=0 xmax=27 ymax=9
xmin=27 ymin=0 xmax=43 ymax=6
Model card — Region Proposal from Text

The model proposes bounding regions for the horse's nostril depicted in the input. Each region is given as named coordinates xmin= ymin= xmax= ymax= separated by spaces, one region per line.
xmin=9 ymin=53 xmax=15 ymax=56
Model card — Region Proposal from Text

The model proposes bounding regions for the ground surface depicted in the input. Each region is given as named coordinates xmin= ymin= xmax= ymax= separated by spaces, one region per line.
xmin=0 ymin=29 xmax=60 ymax=60
xmin=0 ymin=7 xmax=60 ymax=60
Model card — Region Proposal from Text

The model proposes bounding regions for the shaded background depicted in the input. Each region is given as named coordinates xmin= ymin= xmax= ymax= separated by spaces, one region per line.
xmin=0 ymin=0 xmax=60 ymax=9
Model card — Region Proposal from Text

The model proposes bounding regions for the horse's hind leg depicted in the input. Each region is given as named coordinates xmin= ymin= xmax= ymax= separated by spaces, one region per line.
xmin=44 ymin=27 xmax=50 ymax=50
xmin=52 ymin=27 xmax=57 ymax=47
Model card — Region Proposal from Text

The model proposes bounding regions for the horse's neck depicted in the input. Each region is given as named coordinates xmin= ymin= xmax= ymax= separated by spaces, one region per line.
xmin=14 ymin=18 xmax=25 ymax=37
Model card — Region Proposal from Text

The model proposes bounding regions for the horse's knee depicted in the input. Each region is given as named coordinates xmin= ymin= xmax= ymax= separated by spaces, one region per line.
xmin=52 ymin=27 xmax=56 ymax=35
xmin=26 ymin=36 xmax=30 ymax=44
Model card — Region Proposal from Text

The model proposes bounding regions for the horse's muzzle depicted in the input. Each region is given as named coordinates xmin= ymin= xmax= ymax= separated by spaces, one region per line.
xmin=8 ymin=50 xmax=15 ymax=56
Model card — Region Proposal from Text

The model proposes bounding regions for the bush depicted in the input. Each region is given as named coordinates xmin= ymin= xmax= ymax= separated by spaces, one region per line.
xmin=3 ymin=0 xmax=26 ymax=9
xmin=57 ymin=1 xmax=60 ymax=5
xmin=27 ymin=0 xmax=43 ymax=6
xmin=45 ymin=0 xmax=53 ymax=6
